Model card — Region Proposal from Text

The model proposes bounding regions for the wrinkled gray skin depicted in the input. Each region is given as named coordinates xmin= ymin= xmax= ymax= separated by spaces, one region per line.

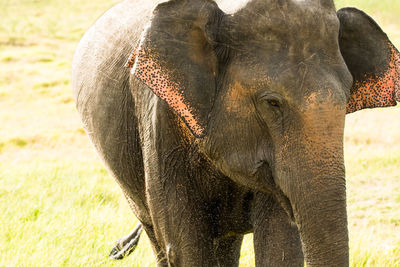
xmin=72 ymin=0 xmax=386 ymax=266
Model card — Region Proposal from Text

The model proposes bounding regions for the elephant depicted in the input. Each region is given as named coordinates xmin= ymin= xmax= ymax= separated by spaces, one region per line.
xmin=72 ymin=0 xmax=400 ymax=266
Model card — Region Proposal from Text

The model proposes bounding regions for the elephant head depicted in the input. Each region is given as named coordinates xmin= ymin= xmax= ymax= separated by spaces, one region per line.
xmin=130 ymin=0 xmax=400 ymax=265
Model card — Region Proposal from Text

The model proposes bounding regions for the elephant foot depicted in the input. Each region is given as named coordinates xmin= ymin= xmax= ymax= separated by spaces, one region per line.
xmin=109 ymin=223 xmax=143 ymax=260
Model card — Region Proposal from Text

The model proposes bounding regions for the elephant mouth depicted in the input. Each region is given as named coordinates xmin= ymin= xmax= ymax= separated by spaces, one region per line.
xmin=273 ymin=188 xmax=295 ymax=224
xmin=257 ymin=160 xmax=295 ymax=223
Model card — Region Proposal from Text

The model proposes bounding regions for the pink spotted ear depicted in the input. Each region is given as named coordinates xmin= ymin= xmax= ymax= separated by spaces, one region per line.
xmin=338 ymin=8 xmax=400 ymax=113
xmin=132 ymin=44 xmax=205 ymax=137
xmin=127 ymin=0 xmax=223 ymax=137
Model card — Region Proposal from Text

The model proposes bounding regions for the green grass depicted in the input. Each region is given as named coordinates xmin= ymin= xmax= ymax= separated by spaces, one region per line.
xmin=0 ymin=0 xmax=399 ymax=266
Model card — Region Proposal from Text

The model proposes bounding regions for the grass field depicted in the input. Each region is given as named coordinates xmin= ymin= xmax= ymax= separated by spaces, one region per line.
xmin=0 ymin=0 xmax=399 ymax=266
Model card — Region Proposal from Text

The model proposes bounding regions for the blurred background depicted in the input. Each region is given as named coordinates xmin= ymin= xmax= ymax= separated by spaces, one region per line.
xmin=0 ymin=0 xmax=399 ymax=266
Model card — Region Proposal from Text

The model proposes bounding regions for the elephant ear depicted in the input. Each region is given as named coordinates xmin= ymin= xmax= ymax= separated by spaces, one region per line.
xmin=338 ymin=8 xmax=400 ymax=114
xmin=130 ymin=0 xmax=223 ymax=137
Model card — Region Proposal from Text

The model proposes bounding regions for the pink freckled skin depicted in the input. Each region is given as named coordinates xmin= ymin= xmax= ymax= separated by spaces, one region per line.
xmin=131 ymin=45 xmax=204 ymax=137
xmin=346 ymin=44 xmax=400 ymax=113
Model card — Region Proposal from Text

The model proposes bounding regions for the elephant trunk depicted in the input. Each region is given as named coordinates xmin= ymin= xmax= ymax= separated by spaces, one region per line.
xmin=293 ymin=171 xmax=348 ymax=266
xmin=277 ymin=152 xmax=348 ymax=266
xmin=274 ymin=107 xmax=349 ymax=266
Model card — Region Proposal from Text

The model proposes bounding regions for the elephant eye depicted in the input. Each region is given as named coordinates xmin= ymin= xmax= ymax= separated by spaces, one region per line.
xmin=267 ymin=99 xmax=280 ymax=107
xmin=258 ymin=93 xmax=283 ymax=111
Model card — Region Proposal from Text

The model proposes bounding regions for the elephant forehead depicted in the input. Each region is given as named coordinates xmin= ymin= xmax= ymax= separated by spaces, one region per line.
xmin=228 ymin=57 xmax=349 ymax=103
xmin=229 ymin=0 xmax=340 ymax=52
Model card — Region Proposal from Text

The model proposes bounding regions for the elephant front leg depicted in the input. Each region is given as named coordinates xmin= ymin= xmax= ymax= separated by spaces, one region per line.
xmin=141 ymin=223 xmax=169 ymax=267
xmin=252 ymin=193 xmax=304 ymax=267
xmin=148 ymin=196 xmax=218 ymax=266
xmin=138 ymin=99 xmax=219 ymax=266
xmin=145 ymin=168 xmax=218 ymax=266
